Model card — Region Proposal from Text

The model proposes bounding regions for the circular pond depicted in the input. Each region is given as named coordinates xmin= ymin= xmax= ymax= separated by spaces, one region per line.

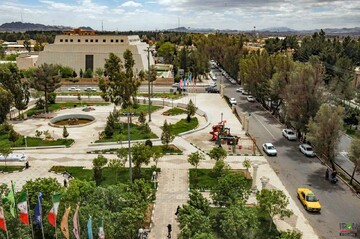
xmin=49 ymin=114 xmax=96 ymax=128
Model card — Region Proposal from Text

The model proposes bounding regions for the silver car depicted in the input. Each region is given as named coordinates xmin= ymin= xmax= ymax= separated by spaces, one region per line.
xmin=262 ymin=143 xmax=277 ymax=156
xmin=282 ymin=129 xmax=297 ymax=141
xmin=299 ymin=144 xmax=316 ymax=157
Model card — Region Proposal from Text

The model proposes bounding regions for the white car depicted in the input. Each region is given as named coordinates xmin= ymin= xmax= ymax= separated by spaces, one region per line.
xmin=84 ymin=87 xmax=97 ymax=92
xmin=172 ymin=83 xmax=179 ymax=87
xmin=0 ymin=153 xmax=28 ymax=161
xmin=282 ymin=129 xmax=297 ymax=141
xmin=229 ymin=98 xmax=237 ymax=105
xmin=262 ymin=143 xmax=277 ymax=156
xmin=299 ymin=144 xmax=316 ymax=157
xmin=236 ymin=87 xmax=244 ymax=93
xmin=242 ymin=91 xmax=250 ymax=95
xmin=247 ymin=95 xmax=256 ymax=102
xmin=68 ymin=87 xmax=81 ymax=92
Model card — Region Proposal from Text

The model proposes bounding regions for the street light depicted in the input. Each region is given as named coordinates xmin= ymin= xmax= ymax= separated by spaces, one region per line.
xmin=24 ymin=136 xmax=27 ymax=148
xmin=123 ymin=112 xmax=135 ymax=183
xmin=146 ymin=47 xmax=152 ymax=122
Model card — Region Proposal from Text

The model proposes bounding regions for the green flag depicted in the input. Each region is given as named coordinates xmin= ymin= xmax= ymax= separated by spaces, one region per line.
xmin=2 ymin=182 xmax=16 ymax=218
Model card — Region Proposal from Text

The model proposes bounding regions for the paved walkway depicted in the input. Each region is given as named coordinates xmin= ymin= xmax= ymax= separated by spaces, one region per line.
xmin=1 ymin=93 xmax=320 ymax=238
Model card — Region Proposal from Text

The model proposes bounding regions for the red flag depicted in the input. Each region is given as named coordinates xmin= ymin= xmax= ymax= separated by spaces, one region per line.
xmin=0 ymin=206 xmax=7 ymax=231
xmin=17 ymin=192 xmax=29 ymax=225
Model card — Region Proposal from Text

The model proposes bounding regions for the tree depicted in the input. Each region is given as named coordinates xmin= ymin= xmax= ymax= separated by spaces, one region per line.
xmin=0 ymin=144 xmax=12 ymax=167
xmin=30 ymin=63 xmax=61 ymax=113
xmin=209 ymin=146 xmax=227 ymax=161
xmin=161 ymin=120 xmax=175 ymax=148
xmin=307 ymin=104 xmax=344 ymax=170
xmin=187 ymin=151 xmax=205 ymax=171
xmin=187 ymin=190 xmax=210 ymax=216
xmin=8 ymin=128 xmax=19 ymax=146
xmin=151 ymin=147 xmax=163 ymax=168
xmin=278 ymin=230 xmax=303 ymax=239
xmin=92 ymin=155 xmax=108 ymax=185
xmin=220 ymin=202 xmax=260 ymax=238
xmin=157 ymin=42 xmax=176 ymax=64
xmin=178 ymin=205 xmax=212 ymax=238
xmin=83 ymin=68 xmax=93 ymax=78
xmin=108 ymin=159 xmax=124 ymax=183
xmin=211 ymin=173 xmax=251 ymax=206
xmin=62 ymin=126 xmax=69 ymax=139
xmin=349 ymin=138 xmax=360 ymax=185
xmin=0 ymin=86 xmax=13 ymax=123
xmin=186 ymin=99 xmax=196 ymax=122
xmin=211 ymin=159 xmax=230 ymax=178
xmin=138 ymin=111 xmax=146 ymax=126
xmin=256 ymin=189 xmax=293 ymax=232
xmin=131 ymin=143 xmax=153 ymax=178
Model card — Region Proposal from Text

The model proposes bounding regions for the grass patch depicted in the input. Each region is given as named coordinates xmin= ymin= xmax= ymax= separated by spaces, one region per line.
xmin=0 ymin=165 xmax=25 ymax=172
xmin=163 ymin=107 xmax=187 ymax=116
xmin=88 ymin=144 xmax=182 ymax=154
xmin=170 ymin=117 xmax=198 ymax=135
xmin=189 ymin=169 xmax=252 ymax=190
xmin=95 ymin=123 xmax=157 ymax=143
xmin=25 ymin=102 xmax=110 ymax=117
xmin=49 ymin=166 xmax=155 ymax=187
xmin=0 ymin=134 xmax=74 ymax=147
xmin=119 ymin=105 xmax=162 ymax=116
xmin=138 ymin=92 xmax=183 ymax=99
xmin=345 ymin=128 xmax=360 ymax=139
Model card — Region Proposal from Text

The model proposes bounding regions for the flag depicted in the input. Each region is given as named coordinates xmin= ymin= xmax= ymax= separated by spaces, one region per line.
xmin=183 ymin=78 xmax=187 ymax=90
xmin=98 ymin=220 xmax=105 ymax=239
xmin=60 ymin=206 xmax=71 ymax=239
xmin=34 ymin=192 xmax=43 ymax=228
xmin=48 ymin=193 xmax=61 ymax=227
xmin=87 ymin=216 xmax=93 ymax=239
xmin=2 ymin=182 xmax=16 ymax=218
xmin=17 ymin=192 xmax=29 ymax=225
xmin=73 ymin=204 xmax=80 ymax=239
xmin=179 ymin=79 xmax=183 ymax=89
xmin=0 ymin=206 xmax=7 ymax=232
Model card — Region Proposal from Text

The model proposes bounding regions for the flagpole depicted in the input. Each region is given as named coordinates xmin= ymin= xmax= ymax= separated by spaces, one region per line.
xmin=3 ymin=208 xmax=9 ymax=239
xmin=77 ymin=204 xmax=81 ymax=239
xmin=38 ymin=194 xmax=45 ymax=239
xmin=26 ymin=190 xmax=35 ymax=239
xmin=54 ymin=194 xmax=58 ymax=239
xmin=11 ymin=181 xmax=22 ymax=238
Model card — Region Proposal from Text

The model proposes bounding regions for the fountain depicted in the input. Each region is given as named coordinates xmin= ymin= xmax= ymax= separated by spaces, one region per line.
xmin=49 ymin=114 xmax=96 ymax=128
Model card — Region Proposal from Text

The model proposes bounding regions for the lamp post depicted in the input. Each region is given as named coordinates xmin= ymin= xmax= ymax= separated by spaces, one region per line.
xmin=221 ymin=112 xmax=223 ymax=122
xmin=24 ymin=136 xmax=27 ymax=148
xmin=123 ymin=112 xmax=135 ymax=183
xmin=146 ymin=47 xmax=151 ymax=122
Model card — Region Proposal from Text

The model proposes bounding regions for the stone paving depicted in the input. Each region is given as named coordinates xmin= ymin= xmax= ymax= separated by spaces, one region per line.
xmin=0 ymin=93 xmax=320 ymax=239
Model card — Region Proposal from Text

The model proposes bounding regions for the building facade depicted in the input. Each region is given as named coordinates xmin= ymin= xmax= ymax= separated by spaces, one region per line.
xmin=36 ymin=30 xmax=153 ymax=75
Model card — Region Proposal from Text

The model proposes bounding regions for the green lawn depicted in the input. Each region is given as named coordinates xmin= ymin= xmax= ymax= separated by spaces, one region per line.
xmin=119 ymin=105 xmax=162 ymax=116
xmin=138 ymin=92 xmax=183 ymax=99
xmin=0 ymin=165 xmax=25 ymax=172
xmin=25 ymin=102 xmax=110 ymax=117
xmin=163 ymin=107 xmax=187 ymax=116
xmin=0 ymin=134 xmax=74 ymax=147
xmin=189 ymin=169 xmax=251 ymax=190
xmin=95 ymin=123 xmax=158 ymax=143
xmin=170 ymin=117 xmax=198 ymax=135
xmin=50 ymin=166 xmax=155 ymax=187
xmin=88 ymin=144 xmax=182 ymax=154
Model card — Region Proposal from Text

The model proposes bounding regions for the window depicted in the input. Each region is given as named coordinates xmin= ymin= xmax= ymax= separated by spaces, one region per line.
xmin=60 ymin=39 xmax=63 ymax=42
xmin=70 ymin=39 xmax=73 ymax=42
xmin=78 ymin=39 xmax=81 ymax=42
xmin=95 ymin=39 xmax=98 ymax=42
xmin=121 ymin=39 xmax=124 ymax=43
xmin=85 ymin=39 xmax=88 ymax=42
xmin=90 ymin=39 xmax=93 ymax=42
xmin=110 ymin=39 xmax=114 ymax=43
xmin=85 ymin=55 xmax=94 ymax=72
xmin=116 ymin=39 xmax=119 ymax=43
xmin=65 ymin=39 xmax=68 ymax=42
xmin=103 ymin=39 xmax=106 ymax=43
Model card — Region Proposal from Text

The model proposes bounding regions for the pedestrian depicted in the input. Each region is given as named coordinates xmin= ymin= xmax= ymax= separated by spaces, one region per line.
xmin=167 ymin=224 xmax=172 ymax=238
xmin=64 ymin=179 xmax=67 ymax=188
xmin=25 ymin=161 xmax=29 ymax=169
xmin=325 ymin=168 xmax=329 ymax=180
xmin=175 ymin=205 xmax=180 ymax=216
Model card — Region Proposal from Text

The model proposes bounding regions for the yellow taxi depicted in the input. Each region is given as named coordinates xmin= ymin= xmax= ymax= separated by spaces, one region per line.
xmin=297 ymin=188 xmax=321 ymax=212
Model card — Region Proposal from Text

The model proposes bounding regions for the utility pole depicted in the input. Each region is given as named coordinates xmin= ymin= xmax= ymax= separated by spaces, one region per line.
xmin=147 ymin=47 xmax=151 ymax=122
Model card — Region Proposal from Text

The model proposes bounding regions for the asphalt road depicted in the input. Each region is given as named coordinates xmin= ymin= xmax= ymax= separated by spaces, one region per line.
xmin=220 ymin=78 xmax=360 ymax=238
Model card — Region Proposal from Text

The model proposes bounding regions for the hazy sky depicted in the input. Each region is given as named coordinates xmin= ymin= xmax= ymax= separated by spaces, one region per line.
xmin=1 ymin=0 xmax=359 ymax=31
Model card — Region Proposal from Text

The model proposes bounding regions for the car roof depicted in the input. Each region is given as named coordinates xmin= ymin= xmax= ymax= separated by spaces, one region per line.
xmin=264 ymin=143 xmax=274 ymax=147
xmin=301 ymin=143 xmax=312 ymax=147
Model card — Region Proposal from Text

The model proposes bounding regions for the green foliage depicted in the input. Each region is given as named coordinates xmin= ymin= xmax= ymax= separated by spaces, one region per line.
xmin=59 ymin=66 xmax=75 ymax=78
xmin=0 ymin=86 xmax=13 ymax=123
xmin=92 ymin=155 xmax=108 ymax=185
xmin=211 ymin=159 xmax=230 ymax=178
xmin=211 ymin=173 xmax=251 ymax=206
xmin=187 ymin=151 xmax=205 ymax=170
xmin=163 ymin=107 xmax=187 ymax=115
xmin=83 ymin=68 xmax=93 ymax=78
xmin=169 ymin=117 xmax=199 ymax=135
xmin=48 ymin=92 xmax=56 ymax=104
xmin=278 ymin=230 xmax=303 ymax=239
xmin=243 ymin=158 xmax=251 ymax=169
xmin=161 ymin=120 xmax=175 ymax=148
xmin=131 ymin=143 xmax=153 ymax=178
xmin=158 ymin=42 xmax=176 ymax=64
xmin=8 ymin=128 xmax=19 ymax=145
xmin=186 ymin=99 xmax=196 ymax=117
xmin=138 ymin=111 xmax=146 ymax=125
xmin=178 ymin=205 xmax=212 ymax=238
xmin=209 ymin=146 xmax=227 ymax=161
xmin=256 ymin=189 xmax=293 ymax=232
xmin=188 ymin=190 xmax=210 ymax=216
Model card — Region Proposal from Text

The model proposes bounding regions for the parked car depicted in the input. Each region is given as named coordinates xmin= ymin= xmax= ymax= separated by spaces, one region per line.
xmin=242 ymin=90 xmax=250 ymax=95
xmin=297 ymin=188 xmax=321 ymax=212
xmin=229 ymin=98 xmax=237 ymax=105
xmin=236 ymin=87 xmax=244 ymax=93
xmin=262 ymin=143 xmax=277 ymax=156
xmin=207 ymin=87 xmax=220 ymax=93
xmin=247 ymin=95 xmax=256 ymax=102
xmin=172 ymin=83 xmax=179 ymax=87
xmin=299 ymin=144 xmax=316 ymax=157
xmin=84 ymin=87 xmax=97 ymax=92
xmin=282 ymin=129 xmax=297 ymax=141
xmin=68 ymin=87 xmax=81 ymax=92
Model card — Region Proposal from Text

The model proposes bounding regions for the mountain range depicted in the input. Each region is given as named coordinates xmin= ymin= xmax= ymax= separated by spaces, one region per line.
xmin=1 ymin=21 xmax=359 ymax=36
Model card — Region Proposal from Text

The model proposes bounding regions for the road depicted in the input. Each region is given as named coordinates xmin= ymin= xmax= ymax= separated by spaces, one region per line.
xmin=218 ymin=73 xmax=360 ymax=238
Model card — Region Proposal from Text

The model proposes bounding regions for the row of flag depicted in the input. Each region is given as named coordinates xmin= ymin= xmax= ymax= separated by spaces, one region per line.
xmin=179 ymin=73 xmax=196 ymax=91
xmin=0 ymin=182 xmax=105 ymax=239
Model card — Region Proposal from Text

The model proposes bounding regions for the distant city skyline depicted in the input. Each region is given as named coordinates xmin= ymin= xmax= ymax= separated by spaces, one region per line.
xmin=0 ymin=0 xmax=359 ymax=31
